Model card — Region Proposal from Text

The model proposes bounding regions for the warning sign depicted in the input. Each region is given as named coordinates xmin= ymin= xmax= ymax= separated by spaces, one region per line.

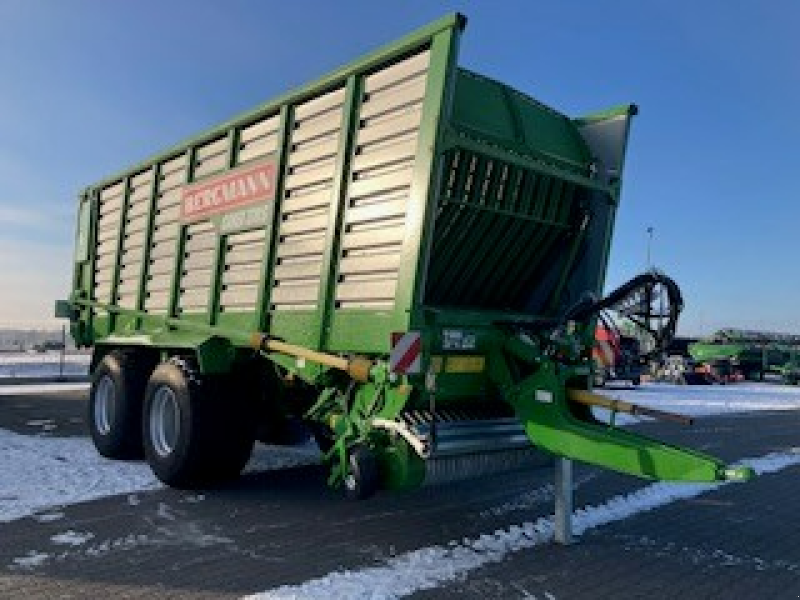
xmin=389 ymin=331 xmax=422 ymax=374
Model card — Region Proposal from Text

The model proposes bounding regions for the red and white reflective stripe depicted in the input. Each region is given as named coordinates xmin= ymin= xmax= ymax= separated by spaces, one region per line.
xmin=389 ymin=331 xmax=422 ymax=374
xmin=593 ymin=339 xmax=615 ymax=367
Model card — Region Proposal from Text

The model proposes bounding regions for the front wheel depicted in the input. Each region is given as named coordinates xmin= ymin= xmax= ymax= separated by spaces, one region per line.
xmin=344 ymin=445 xmax=379 ymax=500
xmin=143 ymin=359 xmax=255 ymax=489
xmin=89 ymin=351 xmax=148 ymax=459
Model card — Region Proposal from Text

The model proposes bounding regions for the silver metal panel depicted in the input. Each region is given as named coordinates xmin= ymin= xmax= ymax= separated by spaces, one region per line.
xmin=95 ymin=254 xmax=117 ymax=270
xmin=151 ymin=224 xmax=179 ymax=245
xmin=154 ymin=204 xmax=181 ymax=224
xmin=146 ymin=272 xmax=172 ymax=291
xmin=116 ymin=291 xmax=138 ymax=306
xmin=271 ymin=282 xmax=319 ymax=305
xmin=357 ymin=109 xmax=422 ymax=148
xmin=130 ymin=168 xmax=153 ymax=189
xmin=221 ymin=265 xmax=262 ymax=285
xmin=159 ymin=168 xmax=185 ymax=192
xmin=289 ymin=137 xmax=339 ymax=170
xmin=220 ymin=285 xmax=258 ymax=307
xmin=225 ymin=245 xmax=264 ymax=266
xmin=180 ymin=269 xmax=213 ymax=289
xmin=96 ymin=237 xmax=118 ymax=256
xmin=360 ymin=77 xmax=427 ymax=120
xmin=96 ymin=226 xmax=119 ymax=244
xmin=185 ymin=232 xmax=217 ymax=253
xmin=348 ymin=167 xmax=413 ymax=200
xmin=196 ymin=136 xmax=228 ymax=161
xmin=291 ymin=111 xmax=343 ymax=147
xmin=240 ymin=115 xmax=280 ymax=144
xmin=148 ymin=241 xmax=177 ymax=261
xmin=99 ymin=181 xmax=125 ymax=201
xmin=293 ymin=87 xmax=345 ymax=120
xmin=284 ymin=157 xmax=336 ymax=190
xmin=275 ymin=234 xmax=326 ymax=259
xmin=93 ymin=270 xmax=114 ymax=285
xmin=125 ymin=211 xmax=149 ymax=232
xmin=99 ymin=196 xmax=123 ymax=218
xmin=193 ymin=152 xmax=228 ymax=179
xmin=346 ymin=197 xmax=407 ymax=226
xmin=273 ymin=258 xmax=323 ymax=281
xmin=280 ymin=212 xmax=328 ymax=236
xmin=179 ymin=289 xmax=208 ymax=310
xmin=339 ymin=252 xmax=401 ymax=275
xmin=364 ymin=50 xmax=430 ymax=94
xmin=145 ymin=291 xmax=170 ymax=311
xmin=351 ymin=138 xmax=417 ymax=175
xmin=281 ymin=187 xmax=331 ymax=215
xmin=123 ymin=230 xmax=147 ymax=251
xmin=336 ymin=279 xmax=396 ymax=302
xmin=340 ymin=224 xmax=405 ymax=251
xmin=116 ymin=279 xmax=139 ymax=295
xmin=182 ymin=249 xmax=215 ymax=271
xmin=228 ymin=229 xmax=266 ymax=246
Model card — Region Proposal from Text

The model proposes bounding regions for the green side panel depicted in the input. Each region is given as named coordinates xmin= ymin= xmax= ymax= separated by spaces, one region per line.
xmin=216 ymin=311 xmax=258 ymax=335
xmin=327 ymin=310 xmax=394 ymax=353
xmin=268 ymin=311 xmax=319 ymax=349
xmin=451 ymin=69 xmax=592 ymax=175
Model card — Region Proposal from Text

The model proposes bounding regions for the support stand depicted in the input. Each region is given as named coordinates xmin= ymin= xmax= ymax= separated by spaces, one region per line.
xmin=554 ymin=457 xmax=574 ymax=545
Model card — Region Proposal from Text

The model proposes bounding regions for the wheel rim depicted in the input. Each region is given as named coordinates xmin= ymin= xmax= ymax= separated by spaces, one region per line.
xmin=94 ymin=374 xmax=116 ymax=436
xmin=149 ymin=386 xmax=180 ymax=458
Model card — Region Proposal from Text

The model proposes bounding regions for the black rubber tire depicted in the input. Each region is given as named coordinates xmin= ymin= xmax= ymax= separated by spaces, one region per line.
xmin=88 ymin=351 xmax=148 ymax=459
xmin=343 ymin=445 xmax=379 ymax=501
xmin=143 ymin=358 xmax=255 ymax=489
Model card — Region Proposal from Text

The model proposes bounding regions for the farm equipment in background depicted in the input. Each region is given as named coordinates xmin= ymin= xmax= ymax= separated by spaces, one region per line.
xmin=689 ymin=329 xmax=800 ymax=384
xmin=593 ymin=323 xmax=643 ymax=387
xmin=56 ymin=13 xmax=753 ymax=500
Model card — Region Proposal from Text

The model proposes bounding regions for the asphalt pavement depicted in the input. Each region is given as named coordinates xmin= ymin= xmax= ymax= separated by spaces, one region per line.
xmin=1 ymin=387 xmax=798 ymax=599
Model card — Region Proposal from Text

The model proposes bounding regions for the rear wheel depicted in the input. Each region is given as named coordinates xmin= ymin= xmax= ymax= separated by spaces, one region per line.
xmin=143 ymin=358 xmax=255 ymax=489
xmin=89 ymin=351 xmax=148 ymax=459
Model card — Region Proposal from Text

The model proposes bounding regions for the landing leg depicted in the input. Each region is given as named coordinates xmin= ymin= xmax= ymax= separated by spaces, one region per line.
xmin=554 ymin=457 xmax=574 ymax=545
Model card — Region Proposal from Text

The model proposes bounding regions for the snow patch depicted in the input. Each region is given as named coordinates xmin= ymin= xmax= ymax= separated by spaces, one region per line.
xmin=246 ymin=449 xmax=800 ymax=600
xmin=0 ymin=428 xmax=320 ymax=524
xmin=0 ymin=428 xmax=161 ymax=523
xmin=50 ymin=530 xmax=95 ymax=546
xmin=11 ymin=551 xmax=50 ymax=569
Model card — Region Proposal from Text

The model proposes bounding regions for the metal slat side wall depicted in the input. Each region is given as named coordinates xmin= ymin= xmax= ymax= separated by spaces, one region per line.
xmin=116 ymin=169 xmax=155 ymax=319
xmin=384 ymin=26 xmax=462 ymax=347
xmin=206 ymin=130 xmax=237 ymax=325
xmin=86 ymin=190 xmax=100 ymax=336
xmin=256 ymin=106 xmax=292 ymax=332
xmin=315 ymin=75 xmax=362 ymax=350
xmin=219 ymin=112 xmax=281 ymax=328
xmin=167 ymin=148 xmax=194 ymax=319
xmin=135 ymin=162 xmax=161 ymax=329
xmin=144 ymin=153 xmax=188 ymax=313
xmin=270 ymin=87 xmax=346 ymax=314
xmin=93 ymin=180 xmax=126 ymax=334
xmin=333 ymin=51 xmax=430 ymax=314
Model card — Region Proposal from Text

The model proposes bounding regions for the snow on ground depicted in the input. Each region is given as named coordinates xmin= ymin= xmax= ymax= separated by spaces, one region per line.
xmin=594 ymin=381 xmax=800 ymax=425
xmin=0 ymin=427 xmax=320 ymax=524
xmin=0 ymin=429 xmax=161 ymax=523
xmin=247 ymin=449 xmax=800 ymax=600
xmin=0 ymin=352 xmax=90 ymax=379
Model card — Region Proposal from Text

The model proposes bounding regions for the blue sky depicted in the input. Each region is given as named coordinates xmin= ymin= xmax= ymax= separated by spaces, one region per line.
xmin=0 ymin=1 xmax=797 ymax=335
